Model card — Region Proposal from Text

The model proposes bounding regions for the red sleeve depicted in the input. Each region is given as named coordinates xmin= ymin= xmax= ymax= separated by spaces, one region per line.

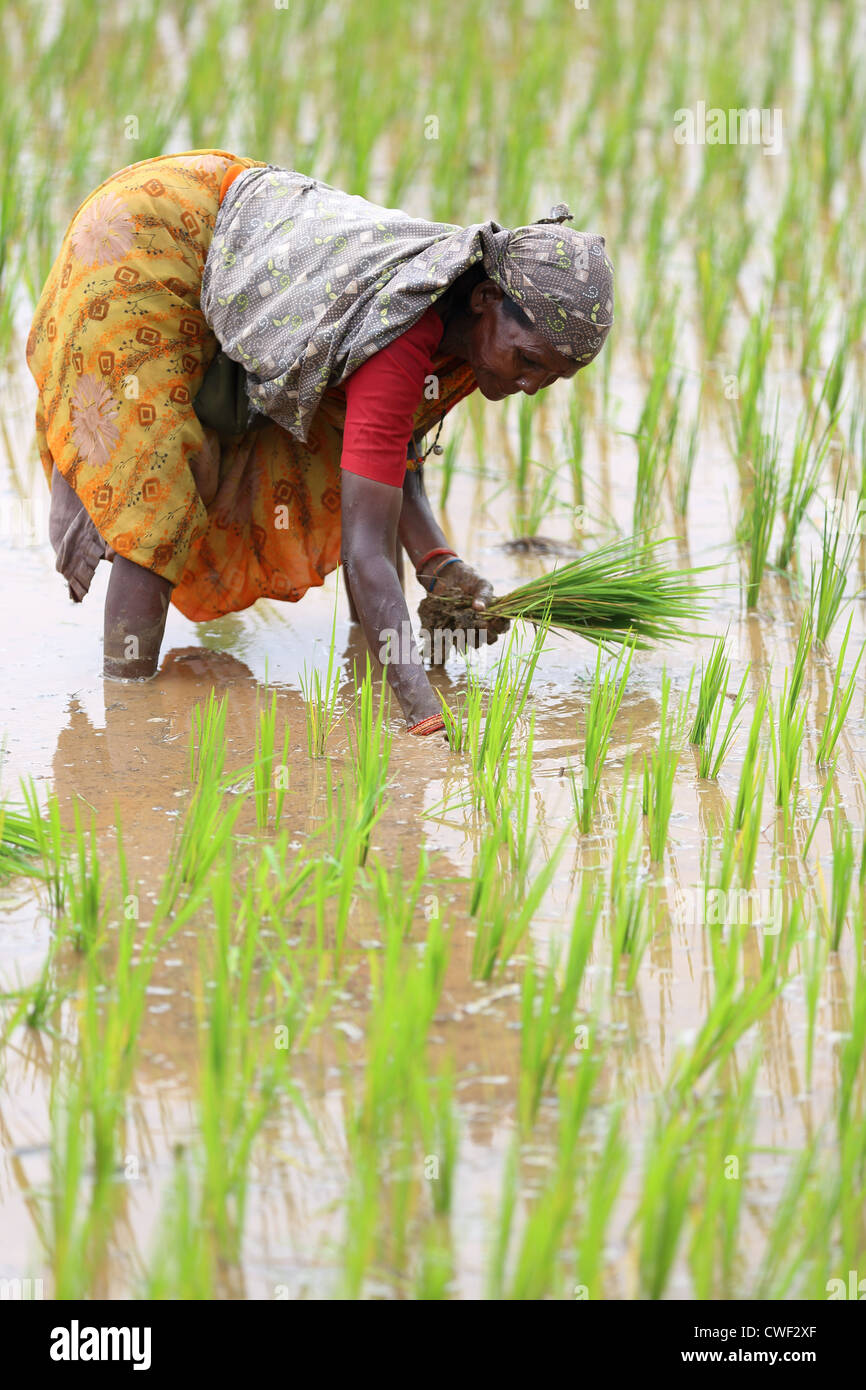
xmin=341 ymin=306 xmax=444 ymax=487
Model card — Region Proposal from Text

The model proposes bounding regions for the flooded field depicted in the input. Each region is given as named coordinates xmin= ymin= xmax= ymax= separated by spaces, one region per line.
xmin=2 ymin=0 xmax=865 ymax=1300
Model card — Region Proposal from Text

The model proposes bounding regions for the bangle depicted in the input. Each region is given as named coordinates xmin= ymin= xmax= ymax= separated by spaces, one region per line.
xmin=408 ymin=713 xmax=446 ymax=736
xmin=416 ymin=546 xmax=456 ymax=572
xmin=418 ymin=553 xmax=462 ymax=593
xmin=428 ymin=555 xmax=461 ymax=590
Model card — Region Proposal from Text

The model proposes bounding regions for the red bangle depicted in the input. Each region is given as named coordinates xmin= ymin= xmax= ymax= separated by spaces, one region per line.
xmin=408 ymin=713 xmax=446 ymax=736
xmin=416 ymin=546 xmax=456 ymax=572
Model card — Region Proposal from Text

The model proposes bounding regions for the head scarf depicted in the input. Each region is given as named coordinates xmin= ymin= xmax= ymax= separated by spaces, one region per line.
xmin=201 ymin=166 xmax=614 ymax=443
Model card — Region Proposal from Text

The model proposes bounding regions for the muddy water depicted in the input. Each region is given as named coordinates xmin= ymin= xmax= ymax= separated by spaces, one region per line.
xmin=1 ymin=334 xmax=864 ymax=1298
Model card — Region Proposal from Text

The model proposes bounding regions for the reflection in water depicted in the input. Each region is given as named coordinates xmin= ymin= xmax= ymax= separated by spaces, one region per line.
xmin=1 ymin=306 xmax=865 ymax=1300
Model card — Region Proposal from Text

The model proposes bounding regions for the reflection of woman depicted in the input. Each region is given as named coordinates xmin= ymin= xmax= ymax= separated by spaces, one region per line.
xmin=27 ymin=151 xmax=613 ymax=735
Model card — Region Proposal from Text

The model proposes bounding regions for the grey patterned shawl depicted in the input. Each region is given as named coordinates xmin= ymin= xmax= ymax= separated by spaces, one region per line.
xmin=200 ymin=165 xmax=614 ymax=443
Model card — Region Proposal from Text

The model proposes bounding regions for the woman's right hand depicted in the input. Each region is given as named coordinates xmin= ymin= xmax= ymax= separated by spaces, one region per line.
xmin=340 ymin=471 xmax=446 ymax=733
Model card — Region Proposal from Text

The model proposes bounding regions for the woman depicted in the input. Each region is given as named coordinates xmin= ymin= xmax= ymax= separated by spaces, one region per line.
xmin=26 ymin=150 xmax=614 ymax=736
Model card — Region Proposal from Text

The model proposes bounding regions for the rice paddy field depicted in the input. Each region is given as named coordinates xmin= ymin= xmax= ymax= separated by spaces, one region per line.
xmin=2 ymin=0 xmax=866 ymax=1307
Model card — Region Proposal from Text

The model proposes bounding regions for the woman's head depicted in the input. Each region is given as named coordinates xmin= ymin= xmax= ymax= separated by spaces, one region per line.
xmin=459 ymin=277 xmax=581 ymax=400
xmin=474 ymin=211 xmax=614 ymax=398
xmin=438 ymin=212 xmax=614 ymax=399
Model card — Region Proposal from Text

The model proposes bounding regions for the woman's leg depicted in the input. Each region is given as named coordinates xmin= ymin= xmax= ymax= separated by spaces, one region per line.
xmin=103 ymin=555 xmax=173 ymax=680
xmin=345 ymin=539 xmax=405 ymax=621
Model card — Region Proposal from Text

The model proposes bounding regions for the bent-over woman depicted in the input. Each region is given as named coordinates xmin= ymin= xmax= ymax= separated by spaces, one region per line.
xmin=26 ymin=150 xmax=614 ymax=736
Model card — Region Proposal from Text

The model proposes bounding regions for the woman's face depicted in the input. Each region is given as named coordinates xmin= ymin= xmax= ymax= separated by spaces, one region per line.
xmin=466 ymin=280 xmax=580 ymax=400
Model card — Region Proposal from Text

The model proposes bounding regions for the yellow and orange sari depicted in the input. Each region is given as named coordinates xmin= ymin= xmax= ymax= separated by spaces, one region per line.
xmin=26 ymin=150 xmax=476 ymax=622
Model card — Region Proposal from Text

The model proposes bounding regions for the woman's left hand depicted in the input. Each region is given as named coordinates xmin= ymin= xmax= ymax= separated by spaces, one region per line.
xmin=430 ymin=559 xmax=494 ymax=611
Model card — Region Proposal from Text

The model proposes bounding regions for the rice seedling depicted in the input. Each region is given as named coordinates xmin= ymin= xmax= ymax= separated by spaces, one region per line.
xmin=430 ymin=534 xmax=710 ymax=652
xmin=341 ymin=911 xmax=450 ymax=1295
xmin=670 ymin=922 xmax=784 ymax=1096
xmin=733 ymin=754 xmax=767 ymax=890
xmin=815 ymin=612 xmax=865 ymax=765
xmin=415 ymin=1064 xmax=458 ymax=1221
xmin=346 ymin=653 xmax=394 ymax=866
xmin=633 ymin=182 xmax=669 ymax=349
xmin=470 ymin=825 xmax=568 ymax=980
xmin=564 ymin=393 xmax=585 ymax=515
xmin=489 ymin=1037 xmax=606 ymax=1301
xmin=40 ymin=878 xmax=163 ymax=1296
xmin=0 ymin=798 xmax=47 ymax=884
xmin=168 ymin=774 xmax=245 ymax=898
xmin=573 ymin=1104 xmax=628 ymax=1301
xmin=822 ymin=328 xmax=849 ymax=420
xmin=145 ymin=1155 xmax=214 ymax=1301
xmin=689 ymin=637 xmax=730 ymax=746
xmin=768 ymin=670 xmax=808 ymax=825
xmin=672 ymin=398 xmax=702 ymax=521
xmin=632 ymin=355 xmax=681 ymax=535
xmin=253 ymin=691 xmax=290 ymax=832
xmin=609 ymin=772 xmax=649 ymax=988
xmin=504 ymin=1076 xmax=593 ymax=1300
xmin=788 ymin=609 xmax=814 ymax=711
xmin=642 ymin=668 xmax=694 ymax=863
xmin=776 ymin=391 xmax=839 ymax=570
xmin=810 ymin=497 xmax=859 ymax=646
xmin=510 ymin=461 xmax=559 ymax=539
xmin=689 ymin=635 xmax=752 ymax=781
xmin=469 ymin=624 xmax=546 ymax=814
xmin=299 ymin=586 xmax=342 ymax=757
xmin=740 ymin=414 xmax=782 ymax=608
xmin=518 ymin=876 xmax=601 ymax=1127
xmin=802 ymin=919 xmax=828 ymax=1093
xmin=498 ymin=715 xmax=541 ymax=890
xmin=698 ymin=670 xmax=750 ymax=781
xmin=371 ymin=848 xmax=431 ymax=943
xmin=802 ymin=761 xmax=840 ymax=859
xmin=309 ymin=784 xmax=362 ymax=960
xmin=437 ymin=667 xmax=483 ymax=754
xmin=196 ymin=855 xmax=280 ymax=1264
xmin=426 ymin=414 xmax=459 ymax=508
xmin=1 ymin=922 xmax=74 ymax=1034
xmin=65 ymin=805 xmax=103 ymax=953
xmin=695 ymin=213 xmax=752 ymax=360
xmin=189 ymin=688 xmax=229 ymax=786
xmin=733 ymin=684 xmax=770 ymax=831
xmin=732 ymin=308 xmax=773 ymax=466
xmin=706 ymin=741 xmax=768 ymax=904
xmin=753 ymin=1134 xmax=826 ymax=1299
xmin=570 ymin=640 xmax=633 ymax=833
xmin=515 ymin=392 xmax=537 ymax=496
xmin=853 ymin=393 xmax=866 ymax=522
xmin=19 ymin=779 xmax=65 ymax=910
xmin=688 ymin=1052 xmax=760 ymax=1299
xmin=637 ymin=1105 xmax=700 ymax=1299
xmin=836 ymin=942 xmax=866 ymax=1136
xmin=43 ymin=1068 xmax=90 ymax=1298
xmin=826 ymin=798 xmax=856 ymax=951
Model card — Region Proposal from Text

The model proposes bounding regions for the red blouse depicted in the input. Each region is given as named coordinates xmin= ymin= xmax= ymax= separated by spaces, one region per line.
xmin=341 ymin=306 xmax=446 ymax=488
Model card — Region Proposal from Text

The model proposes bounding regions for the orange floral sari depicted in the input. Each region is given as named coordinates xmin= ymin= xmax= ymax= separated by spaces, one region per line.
xmin=26 ymin=150 xmax=476 ymax=622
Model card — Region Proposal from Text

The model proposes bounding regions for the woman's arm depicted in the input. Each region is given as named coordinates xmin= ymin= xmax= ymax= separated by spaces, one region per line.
xmin=398 ymin=457 xmax=496 ymax=615
xmin=340 ymin=470 xmax=443 ymax=729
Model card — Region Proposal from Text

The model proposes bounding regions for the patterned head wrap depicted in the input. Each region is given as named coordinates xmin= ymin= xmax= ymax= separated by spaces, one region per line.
xmin=481 ymin=206 xmax=614 ymax=364
xmin=201 ymin=168 xmax=614 ymax=443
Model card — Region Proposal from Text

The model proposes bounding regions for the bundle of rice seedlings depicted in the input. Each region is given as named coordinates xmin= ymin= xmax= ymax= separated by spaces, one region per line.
xmin=418 ymin=535 xmax=710 ymax=655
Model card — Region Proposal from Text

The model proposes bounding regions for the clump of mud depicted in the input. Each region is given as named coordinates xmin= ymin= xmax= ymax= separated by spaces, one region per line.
xmin=418 ymin=584 xmax=510 ymax=663
xmin=499 ymin=535 xmax=580 ymax=556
